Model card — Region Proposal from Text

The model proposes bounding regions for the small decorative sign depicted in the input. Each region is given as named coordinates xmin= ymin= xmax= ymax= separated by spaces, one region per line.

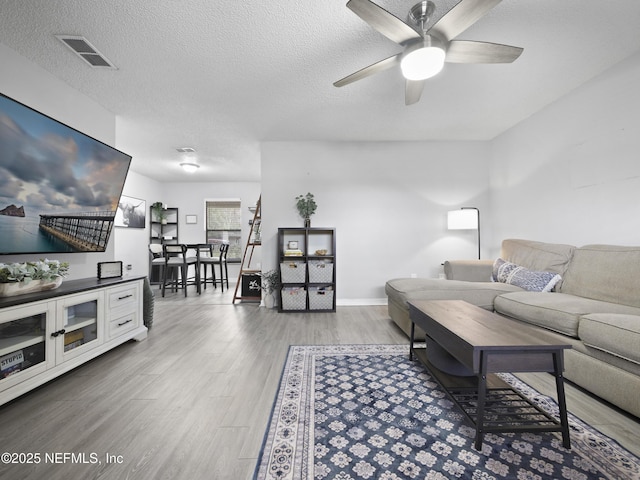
xmin=97 ymin=261 xmax=123 ymax=279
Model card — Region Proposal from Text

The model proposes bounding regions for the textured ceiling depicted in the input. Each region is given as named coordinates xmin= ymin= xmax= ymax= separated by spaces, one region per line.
xmin=1 ymin=0 xmax=640 ymax=182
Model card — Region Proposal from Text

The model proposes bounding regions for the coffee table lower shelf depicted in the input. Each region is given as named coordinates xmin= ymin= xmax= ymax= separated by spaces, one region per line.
xmin=411 ymin=347 xmax=569 ymax=450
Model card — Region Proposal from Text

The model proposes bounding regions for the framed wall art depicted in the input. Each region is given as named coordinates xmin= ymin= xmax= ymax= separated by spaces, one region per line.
xmin=115 ymin=195 xmax=146 ymax=228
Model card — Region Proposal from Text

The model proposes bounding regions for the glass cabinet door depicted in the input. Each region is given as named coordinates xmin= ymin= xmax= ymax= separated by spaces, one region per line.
xmin=0 ymin=301 xmax=54 ymax=392
xmin=56 ymin=291 xmax=102 ymax=362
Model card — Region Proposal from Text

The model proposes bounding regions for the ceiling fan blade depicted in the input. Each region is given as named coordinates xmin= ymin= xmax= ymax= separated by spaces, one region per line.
xmin=334 ymin=53 xmax=400 ymax=87
xmin=429 ymin=0 xmax=502 ymax=41
xmin=446 ymin=40 xmax=523 ymax=63
xmin=405 ymin=79 xmax=425 ymax=105
xmin=347 ymin=0 xmax=422 ymax=45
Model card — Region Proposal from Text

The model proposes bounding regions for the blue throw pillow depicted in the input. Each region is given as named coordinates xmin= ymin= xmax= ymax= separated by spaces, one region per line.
xmin=492 ymin=258 xmax=562 ymax=292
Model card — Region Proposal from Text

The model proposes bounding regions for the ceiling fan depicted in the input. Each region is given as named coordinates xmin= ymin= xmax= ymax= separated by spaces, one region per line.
xmin=334 ymin=0 xmax=523 ymax=105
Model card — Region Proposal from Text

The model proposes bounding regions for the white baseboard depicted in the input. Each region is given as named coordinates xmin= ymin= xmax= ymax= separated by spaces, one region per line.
xmin=336 ymin=298 xmax=388 ymax=306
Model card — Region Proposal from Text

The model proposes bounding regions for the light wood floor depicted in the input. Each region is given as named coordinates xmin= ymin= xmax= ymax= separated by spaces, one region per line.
xmin=0 ymin=282 xmax=638 ymax=480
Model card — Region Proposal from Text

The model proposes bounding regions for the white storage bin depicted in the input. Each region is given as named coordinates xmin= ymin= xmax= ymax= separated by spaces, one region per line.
xmin=309 ymin=288 xmax=334 ymax=310
xmin=281 ymin=288 xmax=307 ymax=310
xmin=308 ymin=261 xmax=334 ymax=283
xmin=280 ymin=262 xmax=306 ymax=283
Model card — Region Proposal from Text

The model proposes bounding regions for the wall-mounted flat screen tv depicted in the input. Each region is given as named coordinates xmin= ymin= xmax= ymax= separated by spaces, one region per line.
xmin=0 ymin=92 xmax=131 ymax=255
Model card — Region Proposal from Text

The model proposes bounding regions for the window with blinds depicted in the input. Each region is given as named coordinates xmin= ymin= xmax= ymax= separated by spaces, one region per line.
xmin=205 ymin=200 xmax=241 ymax=261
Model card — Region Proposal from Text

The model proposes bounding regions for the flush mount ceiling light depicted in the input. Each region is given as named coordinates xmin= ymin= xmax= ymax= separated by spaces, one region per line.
xmin=180 ymin=162 xmax=200 ymax=173
xmin=176 ymin=147 xmax=199 ymax=172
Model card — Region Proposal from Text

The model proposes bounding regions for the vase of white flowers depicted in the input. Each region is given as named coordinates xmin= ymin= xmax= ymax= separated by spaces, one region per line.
xmin=0 ymin=259 xmax=70 ymax=297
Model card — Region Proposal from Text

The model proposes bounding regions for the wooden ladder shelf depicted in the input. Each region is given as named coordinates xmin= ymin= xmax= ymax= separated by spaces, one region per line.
xmin=233 ymin=196 xmax=262 ymax=303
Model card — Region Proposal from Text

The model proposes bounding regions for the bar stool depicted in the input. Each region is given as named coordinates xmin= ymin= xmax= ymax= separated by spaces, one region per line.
xmin=214 ymin=243 xmax=230 ymax=291
xmin=201 ymin=243 xmax=229 ymax=291
xmin=162 ymin=244 xmax=200 ymax=297
xmin=149 ymin=244 xmax=165 ymax=287
xmin=196 ymin=244 xmax=217 ymax=291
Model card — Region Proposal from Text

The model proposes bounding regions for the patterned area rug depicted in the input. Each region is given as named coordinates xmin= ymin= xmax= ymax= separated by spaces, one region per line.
xmin=254 ymin=344 xmax=640 ymax=480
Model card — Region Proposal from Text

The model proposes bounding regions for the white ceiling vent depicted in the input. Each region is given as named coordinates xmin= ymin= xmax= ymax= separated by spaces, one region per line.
xmin=55 ymin=35 xmax=117 ymax=69
xmin=176 ymin=147 xmax=196 ymax=153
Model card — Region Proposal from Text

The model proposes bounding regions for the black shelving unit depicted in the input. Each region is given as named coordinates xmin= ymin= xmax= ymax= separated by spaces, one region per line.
xmin=277 ymin=227 xmax=336 ymax=312
xmin=149 ymin=207 xmax=179 ymax=246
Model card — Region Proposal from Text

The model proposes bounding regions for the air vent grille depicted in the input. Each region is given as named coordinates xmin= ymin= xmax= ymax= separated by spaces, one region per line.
xmin=176 ymin=147 xmax=196 ymax=153
xmin=55 ymin=35 xmax=117 ymax=69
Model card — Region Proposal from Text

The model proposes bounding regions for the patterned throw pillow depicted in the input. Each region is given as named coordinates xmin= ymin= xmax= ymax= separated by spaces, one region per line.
xmin=492 ymin=258 xmax=562 ymax=292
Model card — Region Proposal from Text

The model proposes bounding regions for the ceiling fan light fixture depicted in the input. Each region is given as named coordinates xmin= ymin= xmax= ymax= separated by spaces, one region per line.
xmin=401 ymin=37 xmax=446 ymax=81
xmin=180 ymin=162 xmax=200 ymax=173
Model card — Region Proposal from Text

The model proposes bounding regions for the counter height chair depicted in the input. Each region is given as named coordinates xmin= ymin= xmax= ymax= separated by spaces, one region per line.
xmin=196 ymin=244 xmax=217 ymax=291
xmin=149 ymin=243 xmax=165 ymax=287
xmin=161 ymin=244 xmax=200 ymax=297
xmin=198 ymin=242 xmax=229 ymax=291
xmin=214 ymin=243 xmax=230 ymax=291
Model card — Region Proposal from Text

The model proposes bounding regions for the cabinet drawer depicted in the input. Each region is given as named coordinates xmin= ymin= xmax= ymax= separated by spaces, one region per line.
xmin=108 ymin=310 xmax=138 ymax=339
xmin=107 ymin=284 xmax=139 ymax=310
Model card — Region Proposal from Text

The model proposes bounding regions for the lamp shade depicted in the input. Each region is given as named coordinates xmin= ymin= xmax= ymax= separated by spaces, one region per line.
xmin=447 ymin=209 xmax=478 ymax=230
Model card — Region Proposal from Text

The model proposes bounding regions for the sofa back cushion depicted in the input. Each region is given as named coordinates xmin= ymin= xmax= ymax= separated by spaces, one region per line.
xmin=500 ymin=239 xmax=575 ymax=276
xmin=560 ymin=245 xmax=640 ymax=308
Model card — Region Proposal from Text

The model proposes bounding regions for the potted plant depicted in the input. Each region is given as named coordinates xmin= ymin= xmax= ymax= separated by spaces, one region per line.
xmin=151 ymin=201 xmax=167 ymax=223
xmin=0 ymin=259 xmax=70 ymax=297
xmin=295 ymin=192 xmax=317 ymax=227
xmin=261 ymin=269 xmax=281 ymax=308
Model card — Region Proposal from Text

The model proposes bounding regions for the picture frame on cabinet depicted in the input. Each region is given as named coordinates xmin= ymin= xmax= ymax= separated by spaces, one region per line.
xmin=97 ymin=261 xmax=123 ymax=279
xmin=115 ymin=195 xmax=146 ymax=228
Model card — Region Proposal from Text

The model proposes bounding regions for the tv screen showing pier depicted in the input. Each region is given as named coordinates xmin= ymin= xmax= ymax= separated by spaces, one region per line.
xmin=0 ymin=92 xmax=131 ymax=255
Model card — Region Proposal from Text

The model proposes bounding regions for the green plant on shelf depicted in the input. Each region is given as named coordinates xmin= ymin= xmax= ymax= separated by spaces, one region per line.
xmin=295 ymin=192 xmax=317 ymax=226
xmin=151 ymin=201 xmax=167 ymax=223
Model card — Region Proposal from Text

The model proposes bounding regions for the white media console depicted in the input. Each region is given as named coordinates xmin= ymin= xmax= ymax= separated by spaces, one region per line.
xmin=0 ymin=276 xmax=148 ymax=406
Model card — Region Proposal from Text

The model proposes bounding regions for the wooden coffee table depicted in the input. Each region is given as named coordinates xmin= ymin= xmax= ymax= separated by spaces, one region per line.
xmin=408 ymin=300 xmax=571 ymax=450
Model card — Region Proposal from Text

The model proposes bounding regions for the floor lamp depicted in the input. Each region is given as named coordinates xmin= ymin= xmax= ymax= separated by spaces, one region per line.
xmin=447 ymin=207 xmax=480 ymax=260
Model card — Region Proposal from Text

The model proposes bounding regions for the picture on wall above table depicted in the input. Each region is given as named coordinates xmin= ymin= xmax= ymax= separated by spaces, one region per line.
xmin=115 ymin=195 xmax=146 ymax=228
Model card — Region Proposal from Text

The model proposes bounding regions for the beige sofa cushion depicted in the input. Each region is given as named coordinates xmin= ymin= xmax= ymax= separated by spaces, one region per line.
xmin=560 ymin=244 xmax=640 ymax=308
xmin=494 ymin=291 xmax=640 ymax=337
xmin=579 ymin=314 xmax=640 ymax=365
xmin=444 ymin=260 xmax=494 ymax=281
xmin=385 ymin=278 xmax=521 ymax=311
xmin=500 ymin=239 xmax=575 ymax=276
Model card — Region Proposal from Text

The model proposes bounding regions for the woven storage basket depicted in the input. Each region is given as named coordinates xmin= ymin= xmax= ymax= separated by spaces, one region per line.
xmin=309 ymin=288 xmax=334 ymax=310
xmin=281 ymin=287 xmax=307 ymax=310
xmin=308 ymin=261 xmax=334 ymax=283
xmin=280 ymin=262 xmax=306 ymax=283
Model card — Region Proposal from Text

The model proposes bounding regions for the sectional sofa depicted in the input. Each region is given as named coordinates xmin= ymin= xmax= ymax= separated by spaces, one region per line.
xmin=385 ymin=239 xmax=640 ymax=418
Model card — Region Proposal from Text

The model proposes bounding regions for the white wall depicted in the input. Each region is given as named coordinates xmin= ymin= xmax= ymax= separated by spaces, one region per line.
xmin=261 ymin=141 xmax=491 ymax=304
xmin=154 ymin=181 xmax=261 ymax=280
xmin=490 ymin=51 xmax=640 ymax=252
xmin=112 ymin=170 xmax=161 ymax=278
xmin=0 ymin=43 xmax=121 ymax=280
xmin=157 ymin=182 xmax=260 ymax=245
xmin=114 ymin=176 xmax=260 ymax=280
